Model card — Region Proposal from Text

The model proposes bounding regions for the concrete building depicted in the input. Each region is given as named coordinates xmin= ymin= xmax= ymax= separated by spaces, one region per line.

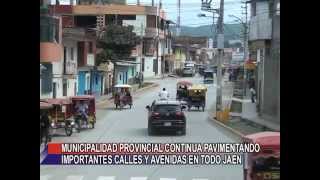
xmin=68 ymin=3 xmax=172 ymax=79
xmin=172 ymin=36 xmax=208 ymax=70
xmin=173 ymin=46 xmax=186 ymax=71
xmin=40 ymin=4 xmax=63 ymax=99
xmin=62 ymin=34 xmax=78 ymax=97
xmin=52 ymin=2 xmax=173 ymax=79
xmin=248 ymin=0 xmax=280 ymax=123
xmin=97 ymin=61 xmax=114 ymax=94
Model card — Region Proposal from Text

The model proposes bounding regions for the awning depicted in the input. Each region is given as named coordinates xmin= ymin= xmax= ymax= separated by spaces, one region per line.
xmin=115 ymin=60 xmax=140 ymax=67
xmin=245 ymin=60 xmax=256 ymax=70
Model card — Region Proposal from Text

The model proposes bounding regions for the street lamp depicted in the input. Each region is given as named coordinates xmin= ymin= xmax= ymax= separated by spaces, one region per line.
xmin=198 ymin=13 xmax=212 ymax=18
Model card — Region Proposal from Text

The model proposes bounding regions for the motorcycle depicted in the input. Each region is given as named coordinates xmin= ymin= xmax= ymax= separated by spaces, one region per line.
xmin=74 ymin=112 xmax=89 ymax=133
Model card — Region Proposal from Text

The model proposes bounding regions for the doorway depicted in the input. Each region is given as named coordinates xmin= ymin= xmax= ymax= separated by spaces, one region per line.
xmin=53 ymin=82 xmax=57 ymax=99
xmin=153 ymin=59 xmax=158 ymax=75
xmin=63 ymin=80 xmax=67 ymax=96
xmin=100 ymin=76 xmax=104 ymax=95
xmin=74 ymin=82 xmax=77 ymax=95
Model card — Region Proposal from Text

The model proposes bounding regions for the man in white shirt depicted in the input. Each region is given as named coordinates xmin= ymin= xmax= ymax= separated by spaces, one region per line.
xmin=250 ymin=88 xmax=256 ymax=103
xmin=159 ymin=88 xmax=169 ymax=100
xmin=75 ymin=100 xmax=89 ymax=120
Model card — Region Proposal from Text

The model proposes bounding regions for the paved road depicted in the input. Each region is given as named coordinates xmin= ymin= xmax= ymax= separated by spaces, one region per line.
xmin=40 ymin=76 xmax=243 ymax=180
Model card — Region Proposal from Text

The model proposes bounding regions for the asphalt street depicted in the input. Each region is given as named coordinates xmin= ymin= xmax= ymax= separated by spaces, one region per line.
xmin=40 ymin=75 xmax=243 ymax=180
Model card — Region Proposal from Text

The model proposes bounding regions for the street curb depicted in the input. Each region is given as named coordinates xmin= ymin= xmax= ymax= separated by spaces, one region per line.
xmin=241 ymin=117 xmax=280 ymax=132
xmin=134 ymin=83 xmax=159 ymax=93
xmin=209 ymin=113 xmax=245 ymax=138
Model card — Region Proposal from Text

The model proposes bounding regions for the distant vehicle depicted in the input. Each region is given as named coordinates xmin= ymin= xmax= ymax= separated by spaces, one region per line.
xmin=113 ymin=84 xmax=133 ymax=110
xmin=203 ymin=70 xmax=214 ymax=84
xmin=146 ymin=100 xmax=187 ymax=135
xmin=198 ymin=66 xmax=205 ymax=76
xmin=186 ymin=84 xmax=207 ymax=111
xmin=182 ymin=67 xmax=194 ymax=77
xmin=176 ymin=80 xmax=193 ymax=101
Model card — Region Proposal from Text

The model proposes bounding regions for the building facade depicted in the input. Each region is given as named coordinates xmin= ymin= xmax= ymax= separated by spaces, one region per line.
xmin=40 ymin=4 xmax=63 ymax=99
xmin=248 ymin=0 xmax=280 ymax=123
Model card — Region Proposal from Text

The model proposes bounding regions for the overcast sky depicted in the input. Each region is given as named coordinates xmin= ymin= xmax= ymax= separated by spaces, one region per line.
xmin=128 ymin=0 xmax=246 ymax=27
xmin=55 ymin=0 xmax=247 ymax=27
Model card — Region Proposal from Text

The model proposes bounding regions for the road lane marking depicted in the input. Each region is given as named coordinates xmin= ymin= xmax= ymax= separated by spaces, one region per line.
xmin=160 ymin=178 xmax=176 ymax=180
xmin=40 ymin=175 xmax=51 ymax=180
xmin=130 ymin=177 xmax=148 ymax=180
xmin=97 ymin=176 xmax=115 ymax=180
xmin=66 ymin=175 xmax=84 ymax=180
xmin=192 ymin=179 xmax=209 ymax=180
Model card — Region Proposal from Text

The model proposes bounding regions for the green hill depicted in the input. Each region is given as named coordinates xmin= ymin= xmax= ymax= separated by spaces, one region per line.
xmin=171 ymin=24 xmax=243 ymax=41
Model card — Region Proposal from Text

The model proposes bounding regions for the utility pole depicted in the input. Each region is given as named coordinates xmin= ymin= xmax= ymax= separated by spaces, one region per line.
xmin=177 ymin=0 xmax=181 ymax=36
xmin=242 ymin=0 xmax=249 ymax=97
xmin=140 ymin=23 xmax=144 ymax=86
xmin=201 ymin=0 xmax=224 ymax=119
xmin=216 ymin=0 xmax=224 ymax=119
xmin=155 ymin=0 xmax=161 ymax=76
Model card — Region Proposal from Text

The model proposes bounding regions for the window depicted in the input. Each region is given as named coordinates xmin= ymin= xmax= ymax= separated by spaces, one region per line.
xmin=153 ymin=105 xmax=180 ymax=112
xmin=251 ymin=2 xmax=256 ymax=17
xmin=166 ymin=38 xmax=168 ymax=48
xmin=120 ymin=74 xmax=122 ymax=80
xmin=70 ymin=47 xmax=74 ymax=60
xmin=276 ymin=2 xmax=280 ymax=16
xmin=131 ymin=68 xmax=134 ymax=76
xmin=147 ymin=15 xmax=156 ymax=28
xmin=54 ymin=18 xmax=60 ymax=43
xmin=89 ymin=42 xmax=93 ymax=53
xmin=86 ymin=76 xmax=90 ymax=90
xmin=143 ymin=39 xmax=155 ymax=56
xmin=118 ymin=15 xmax=136 ymax=21
xmin=63 ymin=47 xmax=67 ymax=74
xmin=96 ymin=76 xmax=98 ymax=85
xmin=269 ymin=1 xmax=274 ymax=18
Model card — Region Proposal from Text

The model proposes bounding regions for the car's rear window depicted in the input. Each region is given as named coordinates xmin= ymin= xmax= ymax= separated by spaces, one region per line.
xmin=153 ymin=105 xmax=180 ymax=112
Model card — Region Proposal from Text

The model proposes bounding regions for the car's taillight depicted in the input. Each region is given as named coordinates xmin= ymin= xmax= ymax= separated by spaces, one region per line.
xmin=152 ymin=112 xmax=160 ymax=118
xmin=176 ymin=112 xmax=184 ymax=118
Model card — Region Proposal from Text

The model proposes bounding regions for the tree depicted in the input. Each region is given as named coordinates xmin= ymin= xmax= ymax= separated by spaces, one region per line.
xmin=96 ymin=25 xmax=141 ymax=65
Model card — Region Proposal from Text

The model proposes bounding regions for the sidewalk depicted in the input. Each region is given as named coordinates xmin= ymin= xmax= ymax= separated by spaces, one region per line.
xmin=241 ymin=97 xmax=280 ymax=131
xmin=143 ymin=73 xmax=173 ymax=81
xmin=96 ymin=93 xmax=113 ymax=104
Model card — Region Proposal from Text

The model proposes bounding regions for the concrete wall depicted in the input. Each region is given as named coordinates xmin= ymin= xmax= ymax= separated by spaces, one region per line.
xmin=249 ymin=1 xmax=272 ymax=41
xmin=52 ymin=78 xmax=63 ymax=98
xmin=143 ymin=56 xmax=155 ymax=78
xmin=254 ymin=0 xmax=280 ymax=123
xmin=123 ymin=15 xmax=146 ymax=36
xmin=265 ymin=0 xmax=280 ymax=123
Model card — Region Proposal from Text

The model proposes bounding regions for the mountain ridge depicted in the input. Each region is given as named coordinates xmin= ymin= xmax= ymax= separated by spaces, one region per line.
xmin=170 ymin=24 xmax=243 ymax=41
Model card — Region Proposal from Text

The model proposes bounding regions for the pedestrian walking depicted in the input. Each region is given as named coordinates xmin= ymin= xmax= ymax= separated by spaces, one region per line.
xmin=250 ymin=87 xmax=256 ymax=103
xmin=248 ymin=78 xmax=255 ymax=89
